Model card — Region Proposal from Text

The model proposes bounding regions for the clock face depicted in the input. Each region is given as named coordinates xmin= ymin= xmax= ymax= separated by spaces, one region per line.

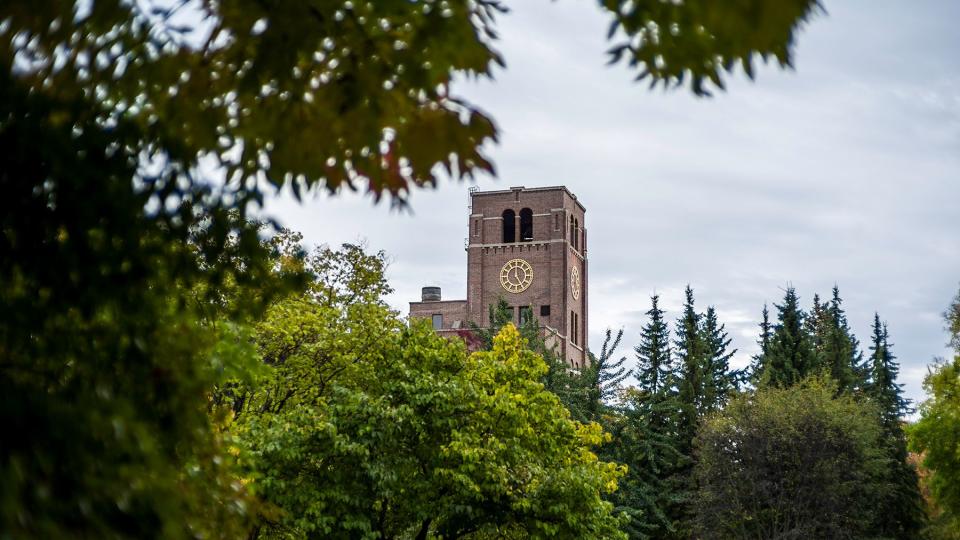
xmin=500 ymin=258 xmax=534 ymax=294
xmin=571 ymin=266 xmax=581 ymax=300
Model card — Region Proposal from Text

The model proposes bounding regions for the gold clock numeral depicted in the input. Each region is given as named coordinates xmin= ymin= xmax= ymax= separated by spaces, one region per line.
xmin=500 ymin=258 xmax=533 ymax=293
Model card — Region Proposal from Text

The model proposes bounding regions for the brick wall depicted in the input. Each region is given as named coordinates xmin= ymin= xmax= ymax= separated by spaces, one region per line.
xmin=408 ymin=186 xmax=588 ymax=367
xmin=465 ymin=186 xmax=588 ymax=368
xmin=409 ymin=300 xmax=468 ymax=330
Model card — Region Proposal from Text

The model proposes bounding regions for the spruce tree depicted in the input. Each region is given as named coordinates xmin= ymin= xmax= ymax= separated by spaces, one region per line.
xmin=581 ymin=328 xmax=633 ymax=420
xmin=700 ymin=306 xmax=738 ymax=411
xmin=611 ymin=387 xmax=688 ymax=540
xmin=670 ymin=286 xmax=706 ymax=538
xmin=744 ymin=304 xmax=772 ymax=385
xmin=614 ymin=293 xmax=689 ymax=539
xmin=675 ymin=286 xmax=707 ymax=423
xmin=761 ymin=287 xmax=816 ymax=388
xmin=806 ymin=293 xmax=830 ymax=372
xmin=635 ymin=294 xmax=673 ymax=397
xmin=597 ymin=313 xmax=684 ymax=539
xmin=868 ymin=316 xmax=911 ymax=433
xmin=867 ymin=315 xmax=925 ymax=538
xmin=820 ymin=286 xmax=864 ymax=393
xmin=807 ymin=294 xmax=825 ymax=341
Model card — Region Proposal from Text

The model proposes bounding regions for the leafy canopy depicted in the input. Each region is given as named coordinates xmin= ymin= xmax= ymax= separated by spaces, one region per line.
xmin=695 ymin=378 xmax=887 ymax=539
xmin=221 ymin=241 xmax=627 ymax=538
xmin=603 ymin=0 xmax=823 ymax=96
xmin=4 ymin=0 xmax=822 ymax=201
xmin=910 ymin=288 xmax=960 ymax=537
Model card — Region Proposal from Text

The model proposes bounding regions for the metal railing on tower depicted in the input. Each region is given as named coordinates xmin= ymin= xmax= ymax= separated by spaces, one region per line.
xmin=467 ymin=186 xmax=478 ymax=211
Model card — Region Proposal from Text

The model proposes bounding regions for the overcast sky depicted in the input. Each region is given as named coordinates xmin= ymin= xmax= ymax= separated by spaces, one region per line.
xmin=265 ymin=0 xmax=960 ymax=407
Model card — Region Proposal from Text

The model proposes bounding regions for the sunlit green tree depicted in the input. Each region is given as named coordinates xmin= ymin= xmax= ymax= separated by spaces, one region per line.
xmin=910 ymin=288 xmax=960 ymax=538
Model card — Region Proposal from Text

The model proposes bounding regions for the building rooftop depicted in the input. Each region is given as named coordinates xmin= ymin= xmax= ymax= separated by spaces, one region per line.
xmin=470 ymin=185 xmax=586 ymax=212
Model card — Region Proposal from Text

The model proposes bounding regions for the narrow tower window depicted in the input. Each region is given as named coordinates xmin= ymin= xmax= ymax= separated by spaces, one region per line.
xmin=571 ymin=310 xmax=578 ymax=345
xmin=572 ymin=218 xmax=579 ymax=250
xmin=569 ymin=215 xmax=575 ymax=247
xmin=519 ymin=208 xmax=533 ymax=241
xmin=502 ymin=209 xmax=515 ymax=243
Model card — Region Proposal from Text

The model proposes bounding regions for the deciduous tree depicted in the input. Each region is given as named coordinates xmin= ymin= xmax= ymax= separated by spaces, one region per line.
xmin=695 ymin=378 xmax=887 ymax=539
xmin=240 ymin=321 xmax=627 ymax=538
xmin=909 ymin=289 xmax=960 ymax=538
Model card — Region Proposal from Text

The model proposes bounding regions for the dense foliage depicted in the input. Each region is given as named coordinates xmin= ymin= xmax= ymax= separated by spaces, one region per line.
xmin=910 ymin=288 xmax=960 ymax=538
xmin=0 ymin=77 xmax=288 ymax=537
xmin=589 ymin=287 xmax=926 ymax=539
xmin=217 ymin=241 xmax=626 ymax=538
xmin=695 ymin=379 xmax=887 ymax=538
xmin=1 ymin=0 xmax=821 ymax=202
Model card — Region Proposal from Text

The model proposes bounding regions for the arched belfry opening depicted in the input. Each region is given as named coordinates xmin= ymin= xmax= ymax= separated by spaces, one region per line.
xmin=502 ymin=209 xmax=516 ymax=243
xmin=519 ymin=208 xmax=533 ymax=241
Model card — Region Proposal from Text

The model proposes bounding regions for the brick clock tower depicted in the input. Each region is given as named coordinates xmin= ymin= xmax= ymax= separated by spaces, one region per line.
xmin=409 ymin=186 xmax=588 ymax=368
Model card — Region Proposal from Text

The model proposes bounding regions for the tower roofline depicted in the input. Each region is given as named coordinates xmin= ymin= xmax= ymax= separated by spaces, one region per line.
xmin=470 ymin=185 xmax=586 ymax=213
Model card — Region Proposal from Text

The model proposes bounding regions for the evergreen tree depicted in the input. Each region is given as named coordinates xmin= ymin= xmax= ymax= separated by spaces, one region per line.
xmin=635 ymin=294 xmax=673 ymax=396
xmin=949 ymin=287 xmax=960 ymax=351
xmin=670 ymin=286 xmax=707 ymax=538
xmin=744 ymin=304 xmax=772 ymax=386
xmin=867 ymin=315 xmax=926 ymax=538
xmin=675 ymin=286 xmax=708 ymax=426
xmin=526 ymin=315 xmax=595 ymax=422
xmin=820 ymin=286 xmax=865 ymax=393
xmin=605 ymin=294 xmax=688 ymax=539
xmin=700 ymin=306 xmax=738 ymax=410
xmin=581 ymin=329 xmax=633 ymax=421
xmin=609 ymin=387 xmax=688 ymax=540
xmin=761 ymin=287 xmax=816 ymax=388
xmin=868 ymin=316 xmax=911 ymax=429
xmin=806 ymin=293 xmax=830 ymax=368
